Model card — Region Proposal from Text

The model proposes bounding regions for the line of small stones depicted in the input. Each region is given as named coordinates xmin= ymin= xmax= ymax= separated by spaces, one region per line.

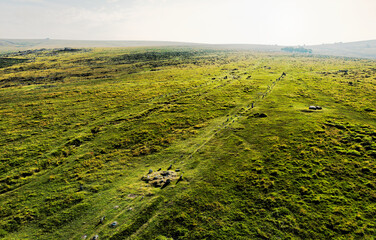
xmin=145 ymin=73 xmax=238 ymax=103
xmin=179 ymin=72 xmax=287 ymax=162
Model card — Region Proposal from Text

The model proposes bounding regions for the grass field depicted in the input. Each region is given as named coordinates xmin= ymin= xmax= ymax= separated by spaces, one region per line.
xmin=0 ymin=47 xmax=376 ymax=239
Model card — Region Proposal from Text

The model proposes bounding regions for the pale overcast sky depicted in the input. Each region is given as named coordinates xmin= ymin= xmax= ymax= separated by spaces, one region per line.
xmin=0 ymin=0 xmax=375 ymax=45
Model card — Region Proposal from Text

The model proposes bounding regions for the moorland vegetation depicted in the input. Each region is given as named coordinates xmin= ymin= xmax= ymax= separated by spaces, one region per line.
xmin=0 ymin=47 xmax=376 ymax=239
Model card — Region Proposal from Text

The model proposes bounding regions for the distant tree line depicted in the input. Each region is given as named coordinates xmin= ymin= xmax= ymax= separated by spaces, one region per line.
xmin=281 ymin=47 xmax=312 ymax=53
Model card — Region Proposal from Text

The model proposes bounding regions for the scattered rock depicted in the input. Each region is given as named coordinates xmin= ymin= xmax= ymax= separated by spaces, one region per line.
xmin=251 ymin=113 xmax=268 ymax=118
xmin=161 ymin=179 xmax=171 ymax=189
xmin=141 ymin=170 xmax=181 ymax=188
xmin=309 ymin=106 xmax=322 ymax=110
xmin=100 ymin=216 xmax=105 ymax=224
xmin=128 ymin=207 xmax=133 ymax=211
xmin=114 ymin=205 xmax=119 ymax=209
xmin=160 ymin=171 xmax=171 ymax=176
xmin=109 ymin=221 xmax=118 ymax=228
xmin=364 ymin=108 xmax=375 ymax=112
xmin=152 ymin=175 xmax=163 ymax=180
xmin=128 ymin=194 xmax=138 ymax=199
xmin=152 ymin=181 xmax=163 ymax=187
xmin=141 ymin=175 xmax=151 ymax=182
xmin=176 ymin=176 xmax=183 ymax=184
xmin=91 ymin=235 xmax=99 ymax=240
xmin=148 ymin=169 xmax=153 ymax=174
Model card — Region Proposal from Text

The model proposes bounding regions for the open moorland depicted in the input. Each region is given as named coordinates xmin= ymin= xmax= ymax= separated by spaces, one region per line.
xmin=1 ymin=39 xmax=376 ymax=59
xmin=0 ymin=47 xmax=376 ymax=239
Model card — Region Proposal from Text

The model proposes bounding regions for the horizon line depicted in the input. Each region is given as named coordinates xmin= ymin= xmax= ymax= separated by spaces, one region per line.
xmin=1 ymin=38 xmax=376 ymax=47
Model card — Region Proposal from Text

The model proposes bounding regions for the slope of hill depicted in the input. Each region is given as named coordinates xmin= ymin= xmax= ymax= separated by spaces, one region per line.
xmin=309 ymin=40 xmax=376 ymax=59
xmin=0 ymin=47 xmax=376 ymax=239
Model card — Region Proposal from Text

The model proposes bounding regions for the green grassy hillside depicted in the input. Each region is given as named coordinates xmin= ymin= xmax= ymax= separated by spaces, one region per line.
xmin=0 ymin=47 xmax=376 ymax=239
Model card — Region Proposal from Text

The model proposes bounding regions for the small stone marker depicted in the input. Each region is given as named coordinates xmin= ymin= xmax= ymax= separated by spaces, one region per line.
xmin=110 ymin=221 xmax=118 ymax=228
xmin=309 ymin=106 xmax=322 ymax=110
xmin=176 ymin=176 xmax=183 ymax=184
xmin=161 ymin=179 xmax=171 ymax=189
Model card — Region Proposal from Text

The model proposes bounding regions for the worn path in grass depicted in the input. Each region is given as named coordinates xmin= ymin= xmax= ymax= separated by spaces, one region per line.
xmin=68 ymin=63 xmax=280 ymax=239
xmin=66 ymin=64 xmax=283 ymax=240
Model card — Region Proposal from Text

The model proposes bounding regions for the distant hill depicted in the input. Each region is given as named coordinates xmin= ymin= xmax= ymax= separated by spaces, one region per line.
xmin=308 ymin=40 xmax=376 ymax=59
xmin=1 ymin=38 xmax=376 ymax=59
xmin=0 ymin=39 xmax=199 ymax=52
xmin=212 ymin=40 xmax=376 ymax=59
xmin=203 ymin=44 xmax=282 ymax=52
